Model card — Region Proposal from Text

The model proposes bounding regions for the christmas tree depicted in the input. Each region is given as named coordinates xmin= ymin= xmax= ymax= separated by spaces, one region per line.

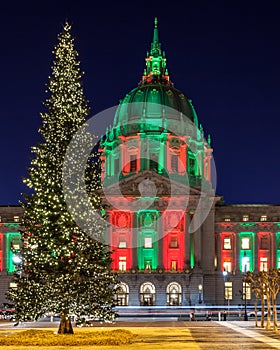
xmin=7 ymin=21 xmax=117 ymax=334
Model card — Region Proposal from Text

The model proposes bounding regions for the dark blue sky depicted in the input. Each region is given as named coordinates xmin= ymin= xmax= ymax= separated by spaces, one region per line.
xmin=1 ymin=1 xmax=280 ymax=204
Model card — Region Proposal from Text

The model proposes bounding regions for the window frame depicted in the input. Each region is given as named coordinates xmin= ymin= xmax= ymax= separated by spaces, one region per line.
xmin=224 ymin=281 xmax=233 ymax=300
xmin=144 ymin=237 xmax=153 ymax=248
xmin=241 ymin=237 xmax=250 ymax=250
xmin=223 ymin=237 xmax=232 ymax=250
xmin=118 ymin=256 xmax=127 ymax=271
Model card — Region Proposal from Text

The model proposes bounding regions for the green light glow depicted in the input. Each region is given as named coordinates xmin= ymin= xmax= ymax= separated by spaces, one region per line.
xmin=4 ymin=223 xmax=20 ymax=229
xmin=239 ymin=232 xmax=255 ymax=272
xmin=137 ymin=210 xmax=159 ymax=270
xmin=6 ymin=232 xmax=21 ymax=274
xmin=190 ymin=233 xmax=194 ymax=268
xmin=239 ymin=222 xmax=256 ymax=227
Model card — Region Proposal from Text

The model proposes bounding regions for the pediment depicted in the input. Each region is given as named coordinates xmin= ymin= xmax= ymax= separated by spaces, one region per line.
xmin=102 ymin=170 xmax=210 ymax=198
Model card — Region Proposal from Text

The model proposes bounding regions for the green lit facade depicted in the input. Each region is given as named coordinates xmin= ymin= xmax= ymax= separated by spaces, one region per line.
xmin=5 ymin=232 xmax=21 ymax=274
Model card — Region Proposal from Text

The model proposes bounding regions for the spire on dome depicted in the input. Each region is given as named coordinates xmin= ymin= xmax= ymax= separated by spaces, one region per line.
xmin=141 ymin=18 xmax=172 ymax=86
xmin=150 ymin=17 xmax=161 ymax=55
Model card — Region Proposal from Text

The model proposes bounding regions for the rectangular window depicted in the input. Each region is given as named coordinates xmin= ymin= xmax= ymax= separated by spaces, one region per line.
xmin=11 ymin=240 xmax=20 ymax=250
xmin=242 ymin=256 xmax=250 ymax=272
xmin=260 ymin=215 xmax=267 ymax=222
xmin=171 ymin=154 xmax=178 ymax=172
xmin=118 ymin=237 xmax=126 ymax=248
xmin=118 ymin=257 xmax=127 ymax=271
xmin=171 ymin=260 xmax=177 ymax=271
xmin=242 ymin=282 xmax=251 ymax=300
xmin=224 ymin=282 xmax=232 ymax=300
xmin=13 ymin=216 xmax=20 ymax=222
xmin=130 ymin=155 xmax=137 ymax=173
xmin=260 ymin=257 xmax=268 ymax=271
xmin=260 ymin=236 xmax=269 ymax=250
xmin=223 ymin=261 xmax=232 ymax=273
xmin=241 ymin=237 xmax=250 ymax=249
xmin=169 ymin=237 xmax=178 ymax=248
xmin=242 ymin=215 xmax=249 ymax=222
xmin=144 ymin=237 xmax=152 ymax=248
xmin=223 ymin=237 xmax=231 ymax=250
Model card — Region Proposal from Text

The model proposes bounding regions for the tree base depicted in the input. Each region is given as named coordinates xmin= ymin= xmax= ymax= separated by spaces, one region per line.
xmin=58 ymin=314 xmax=74 ymax=334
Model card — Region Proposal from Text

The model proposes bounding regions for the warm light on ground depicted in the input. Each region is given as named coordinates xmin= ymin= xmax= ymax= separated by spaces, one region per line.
xmin=0 ymin=327 xmax=199 ymax=350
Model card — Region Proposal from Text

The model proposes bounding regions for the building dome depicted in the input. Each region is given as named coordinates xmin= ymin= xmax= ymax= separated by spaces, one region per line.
xmin=114 ymin=84 xmax=199 ymax=129
xmin=100 ymin=18 xmax=212 ymax=190
xmin=113 ymin=18 xmax=199 ymax=136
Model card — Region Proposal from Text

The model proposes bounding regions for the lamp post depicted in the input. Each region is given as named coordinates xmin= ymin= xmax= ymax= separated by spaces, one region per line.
xmin=223 ymin=269 xmax=229 ymax=318
xmin=198 ymin=284 xmax=203 ymax=304
xmin=243 ymin=252 xmax=248 ymax=321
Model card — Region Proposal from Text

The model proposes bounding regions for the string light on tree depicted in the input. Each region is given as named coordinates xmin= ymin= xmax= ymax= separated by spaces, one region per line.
xmin=7 ymin=21 xmax=117 ymax=334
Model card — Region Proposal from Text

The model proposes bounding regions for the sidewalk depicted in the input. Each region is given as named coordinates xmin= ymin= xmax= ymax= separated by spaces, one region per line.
xmin=217 ymin=321 xmax=280 ymax=349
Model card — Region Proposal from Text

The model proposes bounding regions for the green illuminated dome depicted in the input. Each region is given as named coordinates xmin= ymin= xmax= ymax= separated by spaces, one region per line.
xmin=113 ymin=18 xmax=199 ymax=135
xmin=102 ymin=19 xmax=212 ymax=190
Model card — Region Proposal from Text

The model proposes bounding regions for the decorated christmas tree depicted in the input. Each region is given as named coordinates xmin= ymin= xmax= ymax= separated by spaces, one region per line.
xmin=7 ymin=21 xmax=117 ymax=334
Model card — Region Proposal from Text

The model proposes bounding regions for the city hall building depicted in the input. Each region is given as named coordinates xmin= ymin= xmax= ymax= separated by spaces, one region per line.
xmin=1 ymin=20 xmax=280 ymax=309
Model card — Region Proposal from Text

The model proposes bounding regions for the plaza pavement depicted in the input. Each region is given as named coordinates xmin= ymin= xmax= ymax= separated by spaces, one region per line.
xmin=0 ymin=320 xmax=280 ymax=349
xmin=188 ymin=321 xmax=280 ymax=349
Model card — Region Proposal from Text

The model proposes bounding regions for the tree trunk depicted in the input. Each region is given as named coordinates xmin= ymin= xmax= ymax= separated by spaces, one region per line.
xmin=272 ymin=294 xmax=278 ymax=332
xmin=58 ymin=312 xmax=74 ymax=334
xmin=261 ymin=294 xmax=265 ymax=328
xmin=266 ymin=292 xmax=271 ymax=331
xmin=254 ymin=299 xmax=258 ymax=327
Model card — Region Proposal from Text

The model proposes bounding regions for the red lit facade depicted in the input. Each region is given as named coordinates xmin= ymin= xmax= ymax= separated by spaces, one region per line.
xmin=162 ymin=211 xmax=185 ymax=271
xmin=110 ymin=210 xmax=133 ymax=271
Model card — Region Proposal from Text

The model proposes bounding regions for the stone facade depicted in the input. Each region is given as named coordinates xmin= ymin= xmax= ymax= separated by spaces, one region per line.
xmin=0 ymin=205 xmax=24 ymax=306
xmin=2 ymin=203 xmax=280 ymax=308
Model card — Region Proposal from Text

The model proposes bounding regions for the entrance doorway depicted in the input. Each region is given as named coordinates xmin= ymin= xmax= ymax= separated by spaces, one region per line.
xmin=140 ymin=282 xmax=156 ymax=306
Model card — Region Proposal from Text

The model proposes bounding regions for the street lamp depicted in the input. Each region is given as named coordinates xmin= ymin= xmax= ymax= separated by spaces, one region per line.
xmin=198 ymin=284 xmax=203 ymax=304
xmin=223 ymin=269 xmax=230 ymax=317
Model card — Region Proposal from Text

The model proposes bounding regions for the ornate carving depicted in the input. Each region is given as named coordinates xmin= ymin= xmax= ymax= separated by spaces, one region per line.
xmin=118 ymin=213 xmax=128 ymax=228
xmin=169 ymin=212 xmax=179 ymax=228
xmin=111 ymin=211 xmax=131 ymax=228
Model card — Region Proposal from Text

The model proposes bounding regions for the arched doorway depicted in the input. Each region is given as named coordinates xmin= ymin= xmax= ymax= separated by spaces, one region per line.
xmin=166 ymin=282 xmax=182 ymax=306
xmin=140 ymin=282 xmax=156 ymax=306
xmin=114 ymin=282 xmax=129 ymax=306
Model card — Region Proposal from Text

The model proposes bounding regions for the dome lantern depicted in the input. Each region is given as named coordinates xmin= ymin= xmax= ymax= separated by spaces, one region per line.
xmin=141 ymin=18 xmax=171 ymax=85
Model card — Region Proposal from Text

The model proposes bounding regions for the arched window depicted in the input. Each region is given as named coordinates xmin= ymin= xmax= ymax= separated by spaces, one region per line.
xmin=166 ymin=282 xmax=182 ymax=306
xmin=114 ymin=282 xmax=129 ymax=306
xmin=140 ymin=282 xmax=156 ymax=306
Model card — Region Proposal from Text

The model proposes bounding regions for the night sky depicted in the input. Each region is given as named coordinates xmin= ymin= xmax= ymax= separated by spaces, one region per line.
xmin=1 ymin=1 xmax=280 ymax=205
